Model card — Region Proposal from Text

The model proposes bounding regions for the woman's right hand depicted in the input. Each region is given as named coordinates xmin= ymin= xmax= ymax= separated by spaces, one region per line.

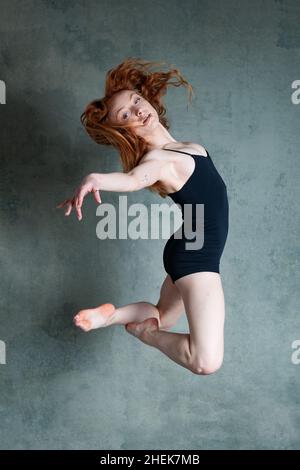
xmin=56 ymin=173 xmax=102 ymax=221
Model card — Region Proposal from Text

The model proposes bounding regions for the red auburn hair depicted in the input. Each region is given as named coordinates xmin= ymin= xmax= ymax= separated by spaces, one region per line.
xmin=80 ymin=57 xmax=194 ymax=198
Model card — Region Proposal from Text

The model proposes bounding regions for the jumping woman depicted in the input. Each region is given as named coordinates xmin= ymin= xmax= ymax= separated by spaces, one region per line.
xmin=57 ymin=58 xmax=229 ymax=375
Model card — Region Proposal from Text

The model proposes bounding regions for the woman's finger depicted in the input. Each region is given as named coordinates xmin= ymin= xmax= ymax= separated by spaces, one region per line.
xmin=56 ymin=199 xmax=69 ymax=209
xmin=64 ymin=201 xmax=73 ymax=216
xmin=77 ymin=205 xmax=82 ymax=220
xmin=93 ymin=189 xmax=101 ymax=204
xmin=76 ymin=189 xmax=88 ymax=220
xmin=76 ymin=191 xmax=85 ymax=211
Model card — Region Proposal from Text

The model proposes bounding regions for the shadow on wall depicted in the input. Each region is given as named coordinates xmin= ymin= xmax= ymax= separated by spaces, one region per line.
xmin=0 ymin=90 xmax=127 ymax=367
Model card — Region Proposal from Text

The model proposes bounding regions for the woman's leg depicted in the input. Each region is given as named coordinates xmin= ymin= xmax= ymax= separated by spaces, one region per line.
xmin=112 ymin=274 xmax=185 ymax=328
xmin=74 ymin=274 xmax=184 ymax=331
xmin=126 ymin=272 xmax=225 ymax=375
xmin=155 ymin=274 xmax=185 ymax=330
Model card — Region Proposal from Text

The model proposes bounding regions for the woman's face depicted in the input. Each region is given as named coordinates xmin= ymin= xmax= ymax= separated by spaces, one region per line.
xmin=106 ymin=89 xmax=159 ymax=136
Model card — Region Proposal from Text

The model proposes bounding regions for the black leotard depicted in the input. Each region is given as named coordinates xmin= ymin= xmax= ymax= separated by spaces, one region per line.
xmin=162 ymin=148 xmax=229 ymax=283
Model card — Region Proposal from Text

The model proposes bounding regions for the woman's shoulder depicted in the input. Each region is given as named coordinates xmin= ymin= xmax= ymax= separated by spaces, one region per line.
xmin=180 ymin=141 xmax=207 ymax=155
xmin=140 ymin=141 xmax=207 ymax=164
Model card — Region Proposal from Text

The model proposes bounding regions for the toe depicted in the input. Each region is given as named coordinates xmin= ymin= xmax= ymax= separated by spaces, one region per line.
xmin=74 ymin=315 xmax=83 ymax=325
xmin=125 ymin=322 xmax=137 ymax=334
xmin=77 ymin=311 xmax=89 ymax=320
xmin=149 ymin=317 xmax=159 ymax=330
xmin=77 ymin=319 xmax=91 ymax=331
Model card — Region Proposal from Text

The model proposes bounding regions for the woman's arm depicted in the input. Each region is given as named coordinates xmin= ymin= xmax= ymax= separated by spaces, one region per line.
xmin=57 ymin=157 xmax=167 ymax=220
xmin=95 ymin=157 xmax=167 ymax=192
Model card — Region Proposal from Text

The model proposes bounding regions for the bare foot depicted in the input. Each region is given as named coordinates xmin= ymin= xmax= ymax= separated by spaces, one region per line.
xmin=74 ymin=303 xmax=116 ymax=332
xmin=125 ymin=317 xmax=159 ymax=345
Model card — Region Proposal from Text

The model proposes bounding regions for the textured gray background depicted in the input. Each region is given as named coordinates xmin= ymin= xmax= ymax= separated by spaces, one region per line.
xmin=0 ymin=0 xmax=299 ymax=450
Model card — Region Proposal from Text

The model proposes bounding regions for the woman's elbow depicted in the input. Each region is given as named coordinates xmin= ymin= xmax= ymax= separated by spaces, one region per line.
xmin=128 ymin=175 xmax=150 ymax=192
xmin=131 ymin=175 xmax=159 ymax=192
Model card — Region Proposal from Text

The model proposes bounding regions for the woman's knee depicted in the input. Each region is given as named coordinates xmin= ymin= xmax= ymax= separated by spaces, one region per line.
xmin=190 ymin=355 xmax=223 ymax=375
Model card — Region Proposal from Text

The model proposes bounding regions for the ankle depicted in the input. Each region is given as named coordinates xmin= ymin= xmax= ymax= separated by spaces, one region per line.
xmin=107 ymin=309 xmax=122 ymax=326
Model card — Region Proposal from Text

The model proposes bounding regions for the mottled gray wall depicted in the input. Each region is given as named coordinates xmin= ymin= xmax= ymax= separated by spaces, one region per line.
xmin=0 ymin=0 xmax=299 ymax=450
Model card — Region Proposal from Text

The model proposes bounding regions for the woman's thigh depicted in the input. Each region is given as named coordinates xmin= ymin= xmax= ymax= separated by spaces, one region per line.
xmin=156 ymin=274 xmax=185 ymax=329
xmin=174 ymin=272 xmax=225 ymax=372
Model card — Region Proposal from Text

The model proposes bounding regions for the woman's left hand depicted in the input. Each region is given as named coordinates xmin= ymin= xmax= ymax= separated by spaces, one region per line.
xmin=56 ymin=173 xmax=102 ymax=221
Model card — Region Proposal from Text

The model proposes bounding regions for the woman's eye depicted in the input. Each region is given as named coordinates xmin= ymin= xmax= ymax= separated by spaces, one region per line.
xmin=122 ymin=97 xmax=140 ymax=120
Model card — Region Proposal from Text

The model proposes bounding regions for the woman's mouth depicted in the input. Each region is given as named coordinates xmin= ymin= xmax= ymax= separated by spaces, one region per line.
xmin=143 ymin=114 xmax=151 ymax=125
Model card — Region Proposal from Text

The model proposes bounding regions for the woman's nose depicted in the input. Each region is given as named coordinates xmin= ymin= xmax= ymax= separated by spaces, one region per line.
xmin=137 ymin=108 xmax=146 ymax=116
